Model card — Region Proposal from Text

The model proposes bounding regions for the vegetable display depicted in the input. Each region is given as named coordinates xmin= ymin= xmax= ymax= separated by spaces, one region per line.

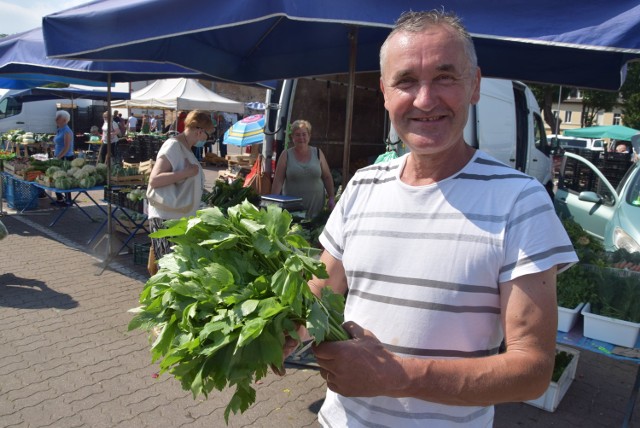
xmin=201 ymin=178 xmax=259 ymax=213
xmin=128 ymin=201 xmax=348 ymax=423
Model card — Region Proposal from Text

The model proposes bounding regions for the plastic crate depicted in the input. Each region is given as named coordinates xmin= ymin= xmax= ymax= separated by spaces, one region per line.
xmin=133 ymin=242 xmax=150 ymax=265
xmin=5 ymin=176 xmax=39 ymax=210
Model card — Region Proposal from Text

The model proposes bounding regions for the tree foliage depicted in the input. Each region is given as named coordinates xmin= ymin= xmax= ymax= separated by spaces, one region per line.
xmin=620 ymin=62 xmax=640 ymax=129
xmin=530 ymin=84 xmax=569 ymax=133
xmin=580 ymin=90 xmax=619 ymax=127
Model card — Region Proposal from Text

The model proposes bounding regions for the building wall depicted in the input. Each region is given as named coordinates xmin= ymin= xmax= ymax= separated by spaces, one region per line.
xmin=544 ymin=96 xmax=624 ymax=134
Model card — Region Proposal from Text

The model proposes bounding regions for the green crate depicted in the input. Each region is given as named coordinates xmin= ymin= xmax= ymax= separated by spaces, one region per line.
xmin=133 ymin=242 xmax=150 ymax=265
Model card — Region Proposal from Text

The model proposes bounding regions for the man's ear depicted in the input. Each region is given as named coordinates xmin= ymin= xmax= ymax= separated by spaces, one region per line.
xmin=470 ymin=67 xmax=481 ymax=106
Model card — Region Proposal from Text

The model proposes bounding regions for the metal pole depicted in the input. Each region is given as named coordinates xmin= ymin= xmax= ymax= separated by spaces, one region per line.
xmin=97 ymin=74 xmax=114 ymax=275
xmin=342 ymin=27 xmax=357 ymax=189
xmin=555 ymin=86 xmax=562 ymax=135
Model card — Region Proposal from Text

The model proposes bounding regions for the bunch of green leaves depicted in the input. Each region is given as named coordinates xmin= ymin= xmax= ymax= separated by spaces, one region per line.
xmin=128 ymin=201 xmax=348 ymax=423
xmin=201 ymin=178 xmax=259 ymax=213
xmin=551 ymin=350 xmax=574 ymax=383
xmin=560 ymin=217 xmax=606 ymax=266
xmin=557 ymin=264 xmax=597 ymax=309
xmin=590 ymin=267 xmax=640 ymax=323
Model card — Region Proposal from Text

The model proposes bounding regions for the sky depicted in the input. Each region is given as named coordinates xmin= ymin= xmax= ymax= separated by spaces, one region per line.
xmin=0 ymin=0 xmax=88 ymax=35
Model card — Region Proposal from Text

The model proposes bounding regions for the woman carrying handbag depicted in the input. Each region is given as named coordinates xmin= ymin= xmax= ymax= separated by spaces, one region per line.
xmin=146 ymin=110 xmax=214 ymax=276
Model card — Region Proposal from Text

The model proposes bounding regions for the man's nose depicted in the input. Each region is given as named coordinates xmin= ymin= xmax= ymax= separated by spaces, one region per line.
xmin=413 ymin=83 xmax=438 ymax=108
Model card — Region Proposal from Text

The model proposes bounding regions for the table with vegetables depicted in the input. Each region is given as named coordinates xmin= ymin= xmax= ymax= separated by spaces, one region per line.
xmin=2 ymin=157 xmax=108 ymax=223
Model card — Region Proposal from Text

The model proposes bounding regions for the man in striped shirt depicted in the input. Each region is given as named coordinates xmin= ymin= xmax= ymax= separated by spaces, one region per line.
xmin=306 ymin=9 xmax=578 ymax=428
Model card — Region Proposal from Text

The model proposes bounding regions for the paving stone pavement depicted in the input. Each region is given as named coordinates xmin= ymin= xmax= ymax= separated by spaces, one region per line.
xmin=1 ymin=165 xmax=639 ymax=427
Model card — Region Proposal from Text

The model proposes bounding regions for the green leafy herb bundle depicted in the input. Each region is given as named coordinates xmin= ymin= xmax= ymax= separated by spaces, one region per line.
xmin=128 ymin=201 xmax=348 ymax=422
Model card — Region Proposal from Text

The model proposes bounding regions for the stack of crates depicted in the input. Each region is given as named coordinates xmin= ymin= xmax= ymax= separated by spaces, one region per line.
xmin=3 ymin=175 xmax=39 ymax=211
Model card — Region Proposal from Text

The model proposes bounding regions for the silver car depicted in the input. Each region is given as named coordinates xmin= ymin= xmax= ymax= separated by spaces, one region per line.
xmin=554 ymin=151 xmax=640 ymax=253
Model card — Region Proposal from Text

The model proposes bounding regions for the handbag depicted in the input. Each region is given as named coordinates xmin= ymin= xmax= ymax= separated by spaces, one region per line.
xmin=146 ymin=140 xmax=198 ymax=214
xmin=146 ymin=176 xmax=196 ymax=214
xmin=244 ymin=154 xmax=272 ymax=195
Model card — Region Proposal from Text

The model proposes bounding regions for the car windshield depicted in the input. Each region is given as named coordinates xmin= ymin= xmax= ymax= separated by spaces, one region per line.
xmin=626 ymin=165 xmax=640 ymax=208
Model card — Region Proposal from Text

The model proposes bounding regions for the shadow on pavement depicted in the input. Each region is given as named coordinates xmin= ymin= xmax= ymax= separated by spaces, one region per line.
xmin=0 ymin=272 xmax=79 ymax=310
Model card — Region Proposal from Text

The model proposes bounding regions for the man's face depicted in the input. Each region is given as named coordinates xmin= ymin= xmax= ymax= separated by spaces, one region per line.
xmin=380 ymin=26 xmax=480 ymax=156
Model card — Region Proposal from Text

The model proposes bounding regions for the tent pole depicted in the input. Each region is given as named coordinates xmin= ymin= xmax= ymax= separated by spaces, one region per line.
xmin=342 ymin=27 xmax=357 ymax=189
xmin=555 ymin=86 xmax=562 ymax=135
xmin=97 ymin=74 xmax=113 ymax=275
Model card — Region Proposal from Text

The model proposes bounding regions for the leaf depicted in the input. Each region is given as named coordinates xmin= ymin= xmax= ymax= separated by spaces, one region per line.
xmin=151 ymin=316 xmax=178 ymax=362
xmin=237 ymin=317 xmax=268 ymax=348
xmin=150 ymin=220 xmax=188 ymax=238
xmin=198 ymin=206 xmax=228 ymax=226
xmin=224 ymin=380 xmax=256 ymax=424
xmin=306 ymin=300 xmax=329 ymax=343
xmin=239 ymin=299 xmax=260 ymax=317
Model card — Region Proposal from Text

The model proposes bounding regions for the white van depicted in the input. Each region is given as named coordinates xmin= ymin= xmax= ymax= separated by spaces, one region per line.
xmin=0 ymin=89 xmax=96 ymax=134
xmin=547 ymin=134 xmax=605 ymax=152
xmin=464 ymin=78 xmax=553 ymax=190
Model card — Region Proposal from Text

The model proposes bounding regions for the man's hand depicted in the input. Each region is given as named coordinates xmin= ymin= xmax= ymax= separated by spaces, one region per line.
xmin=313 ymin=321 xmax=407 ymax=397
xmin=272 ymin=325 xmax=311 ymax=376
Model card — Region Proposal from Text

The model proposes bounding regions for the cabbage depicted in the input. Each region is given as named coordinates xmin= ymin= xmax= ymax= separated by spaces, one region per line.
xmin=73 ymin=169 xmax=89 ymax=180
xmin=67 ymin=167 xmax=79 ymax=177
xmin=52 ymin=170 xmax=67 ymax=180
xmin=81 ymin=164 xmax=96 ymax=173
xmin=96 ymin=163 xmax=108 ymax=172
xmin=71 ymin=158 xmax=85 ymax=168
xmin=46 ymin=166 xmax=62 ymax=177
xmin=79 ymin=176 xmax=97 ymax=189
xmin=54 ymin=176 xmax=72 ymax=190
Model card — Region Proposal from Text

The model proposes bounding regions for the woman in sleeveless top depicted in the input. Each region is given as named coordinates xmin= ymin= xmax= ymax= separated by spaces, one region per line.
xmin=271 ymin=120 xmax=335 ymax=219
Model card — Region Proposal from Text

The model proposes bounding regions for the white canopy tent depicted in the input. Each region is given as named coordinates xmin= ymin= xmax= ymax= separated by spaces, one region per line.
xmin=112 ymin=78 xmax=244 ymax=114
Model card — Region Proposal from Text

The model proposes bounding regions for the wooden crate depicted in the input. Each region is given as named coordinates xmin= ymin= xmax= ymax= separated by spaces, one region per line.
xmin=226 ymin=154 xmax=257 ymax=167
xmin=139 ymin=159 xmax=155 ymax=174
xmin=204 ymin=153 xmax=227 ymax=165
xmin=109 ymin=174 xmax=146 ymax=185
xmin=22 ymin=170 xmax=44 ymax=182
xmin=114 ymin=218 xmax=149 ymax=235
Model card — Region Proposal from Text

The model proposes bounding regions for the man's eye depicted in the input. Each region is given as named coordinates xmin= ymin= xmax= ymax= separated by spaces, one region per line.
xmin=435 ymin=75 xmax=457 ymax=85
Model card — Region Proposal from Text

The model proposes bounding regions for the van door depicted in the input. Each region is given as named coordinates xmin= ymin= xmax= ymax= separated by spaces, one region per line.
xmin=474 ymin=78 xmax=517 ymax=170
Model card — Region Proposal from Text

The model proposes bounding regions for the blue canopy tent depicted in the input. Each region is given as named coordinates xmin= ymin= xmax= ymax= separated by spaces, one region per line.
xmin=0 ymin=27 xmax=213 ymax=85
xmin=43 ymin=0 xmax=640 ymax=91
xmin=10 ymin=86 xmax=130 ymax=103
xmin=0 ymin=77 xmax=98 ymax=89
xmin=0 ymin=27 xmax=231 ymax=273
xmin=42 ymin=0 xmax=640 ymax=185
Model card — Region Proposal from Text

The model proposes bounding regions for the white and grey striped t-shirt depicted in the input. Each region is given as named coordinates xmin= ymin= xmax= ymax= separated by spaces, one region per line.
xmin=318 ymin=150 xmax=577 ymax=428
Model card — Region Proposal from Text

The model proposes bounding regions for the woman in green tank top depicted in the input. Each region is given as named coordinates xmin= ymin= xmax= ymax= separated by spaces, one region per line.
xmin=271 ymin=120 xmax=335 ymax=219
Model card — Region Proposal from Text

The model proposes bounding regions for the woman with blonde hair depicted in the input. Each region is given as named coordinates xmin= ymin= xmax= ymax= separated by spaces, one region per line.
xmin=146 ymin=110 xmax=214 ymax=275
xmin=271 ymin=120 xmax=335 ymax=219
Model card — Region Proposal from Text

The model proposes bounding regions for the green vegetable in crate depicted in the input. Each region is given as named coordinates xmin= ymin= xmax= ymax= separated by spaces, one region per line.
xmin=126 ymin=188 xmax=146 ymax=202
xmin=202 ymin=178 xmax=258 ymax=213
xmin=128 ymin=201 xmax=348 ymax=423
